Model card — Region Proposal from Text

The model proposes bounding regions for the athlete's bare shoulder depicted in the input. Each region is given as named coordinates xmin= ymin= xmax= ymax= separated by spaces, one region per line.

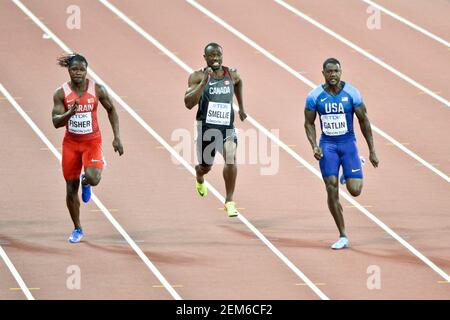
xmin=188 ymin=69 xmax=204 ymax=86
xmin=52 ymin=87 xmax=66 ymax=115
xmin=95 ymin=82 xmax=108 ymax=99
xmin=228 ymin=67 xmax=241 ymax=84
xmin=53 ymin=86 xmax=65 ymax=101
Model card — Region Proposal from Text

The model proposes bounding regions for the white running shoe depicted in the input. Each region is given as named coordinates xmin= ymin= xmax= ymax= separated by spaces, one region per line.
xmin=331 ymin=237 xmax=349 ymax=250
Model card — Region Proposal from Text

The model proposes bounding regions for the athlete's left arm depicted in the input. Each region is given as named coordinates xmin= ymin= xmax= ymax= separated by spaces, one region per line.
xmin=230 ymin=68 xmax=247 ymax=121
xmin=355 ymin=103 xmax=378 ymax=167
xmin=97 ymin=84 xmax=124 ymax=156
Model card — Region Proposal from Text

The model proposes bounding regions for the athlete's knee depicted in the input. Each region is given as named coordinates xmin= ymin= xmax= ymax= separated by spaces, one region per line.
xmin=66 ymin=181 xmax=79 ymax=198
xmin=224 ymin=163 xmax=237 ymax=170
xmin=84 ymin=169 xmax=102 ymax=186
xmin=325 ymin=179 xmax=339 ymax=196
xmin=86 ymin=173 xmax=101 ymax=186
xmin=224 ymin=153 xmax=237 ymax=165
xmin=90 ymin=176 xmax=101 ymax=186
xmin=196 ymin=164 xmax=211 ymax=175
xmin=346 ymin=179 xmax=363 ymax=197
xmin=223 ymin=140 xmax=237 ymax=162
xmin=326 ymin=184 xmax=339 ymax=196
xmin=84 ymin=172 xmax=102 ymax=187
xmin=347 ymin=184 xmax=362 ymax=197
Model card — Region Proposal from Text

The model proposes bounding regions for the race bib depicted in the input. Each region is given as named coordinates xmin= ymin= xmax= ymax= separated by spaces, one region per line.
xmin=68 ymin=112 xmax=93 ymax=134
xmin=321 ymin=114 xmax=348 ymax=136
xmin=206 ymin=102 xmax=232 ymax=126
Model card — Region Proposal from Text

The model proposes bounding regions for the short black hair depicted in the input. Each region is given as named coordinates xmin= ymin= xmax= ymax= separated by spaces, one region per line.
xmin=57 ymin=53 xmax=88 ymax=68
xmin=204 ymin=42 xmax=222 ymax=54
xmin=322 ymin=58 xmax=341 ymax=70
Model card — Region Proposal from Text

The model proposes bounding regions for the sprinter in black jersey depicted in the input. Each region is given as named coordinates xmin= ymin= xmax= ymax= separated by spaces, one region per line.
xmin=184 ymin=43 xmax=247 ymax=217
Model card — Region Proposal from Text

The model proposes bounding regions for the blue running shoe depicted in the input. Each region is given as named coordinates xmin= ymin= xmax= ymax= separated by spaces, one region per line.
xmin=81 ymin=173 xmax=91 ymax=203
xmin=68 ymin=228 xmax=84 ymax=243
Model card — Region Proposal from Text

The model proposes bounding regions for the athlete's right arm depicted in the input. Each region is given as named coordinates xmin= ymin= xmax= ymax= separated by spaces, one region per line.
xmin=304 ymin=109 xmax=322 ymax=160
xmin=52 ymin=88 xmax=77 ymax=128
xmin=184 ymin=68 xmax=212 ymax=110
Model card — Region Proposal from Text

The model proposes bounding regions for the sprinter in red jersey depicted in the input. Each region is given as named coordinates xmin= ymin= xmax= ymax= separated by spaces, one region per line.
xmin=52 ymin=53 xmax=123 ymax=243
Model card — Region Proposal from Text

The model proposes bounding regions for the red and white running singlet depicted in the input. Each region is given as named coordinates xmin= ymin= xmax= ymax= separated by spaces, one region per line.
xmin=62 ymin=79 xmax=101 ymax=141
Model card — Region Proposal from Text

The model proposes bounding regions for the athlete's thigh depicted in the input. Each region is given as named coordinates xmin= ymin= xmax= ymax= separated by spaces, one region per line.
xmin=62 ymin=138 xmax=83 ymax=181
xmin=197 ymin=123 xmax=220 ymax=166
xmin=319 ymin=141 xmax=340 ymax=178
xmin=340 ymin=140 xmax=363 ymax=180
xmin=219 ymin=128 xmax=237 ymax=164
xmin=81 ymin=138 xmax=104 ymax=176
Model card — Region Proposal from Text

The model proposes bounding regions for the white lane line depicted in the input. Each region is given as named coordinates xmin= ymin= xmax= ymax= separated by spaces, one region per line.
xmin=98 ymin=0 xmax=328 ymax=301
xmin=12 ymin=0 xmax=328 ymax=300
xmin=273 ymin=0 xmax=450 ymax=108
xmin=101 ymin=0 xmax=450 ymax=282
xmin=186 ymin=0 xmax=449 ymax=184
xmin=362 ymin=0 xmax=450 ymax=48
xmin=1 ymin=84 xmax=181 ymax=300
xmin=0 ymin=245 xmax=34 ymax=300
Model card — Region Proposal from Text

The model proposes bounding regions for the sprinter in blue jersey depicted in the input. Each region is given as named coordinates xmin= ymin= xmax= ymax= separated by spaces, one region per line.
xmin=304 ymin=58 xmax=379 ymax=250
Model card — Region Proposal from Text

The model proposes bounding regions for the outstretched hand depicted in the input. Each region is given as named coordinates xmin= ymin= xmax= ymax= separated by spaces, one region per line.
xmin=113 ymin=138 xmax=124 ymax=156
xmin=313 ymin=146 xmax=323 ymax=160
xmin=369 ymin=151 xmax=379 ymax=168
xmin=239 ymin=110 xmax=247 ymax=121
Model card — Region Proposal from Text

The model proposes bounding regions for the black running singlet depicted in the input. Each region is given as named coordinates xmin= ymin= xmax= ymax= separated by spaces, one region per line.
xmin=196 ymin=66 xmax=234 ymax=129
